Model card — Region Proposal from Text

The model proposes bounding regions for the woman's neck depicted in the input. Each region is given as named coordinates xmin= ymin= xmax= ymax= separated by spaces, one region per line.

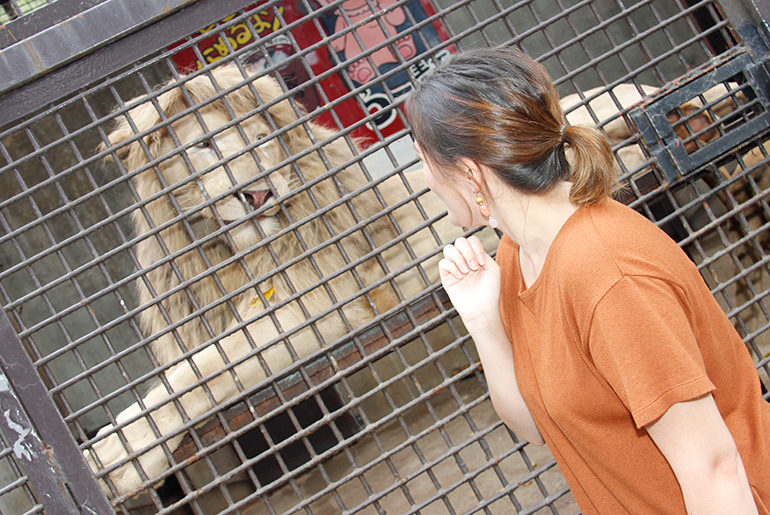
xmin=494 ymin=181 xmax=579 ymax=286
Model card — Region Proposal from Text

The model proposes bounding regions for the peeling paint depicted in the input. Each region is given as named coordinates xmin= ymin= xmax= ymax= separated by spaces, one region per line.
xmin=0 ymin=371 xmax=41 ymax=463
xmin=4 ymin=408 xmax=33 ymax=461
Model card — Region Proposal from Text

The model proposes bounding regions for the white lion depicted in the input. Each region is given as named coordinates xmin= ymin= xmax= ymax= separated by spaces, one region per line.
xmin=85 ymin=66 xmax=480 ymax=497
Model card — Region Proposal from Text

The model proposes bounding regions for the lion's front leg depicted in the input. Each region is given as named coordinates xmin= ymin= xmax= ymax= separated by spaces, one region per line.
xmin=85 ymin=314 xmax=289 ymax=496
xmin=85 ymin=344 xmax=246 ymax=496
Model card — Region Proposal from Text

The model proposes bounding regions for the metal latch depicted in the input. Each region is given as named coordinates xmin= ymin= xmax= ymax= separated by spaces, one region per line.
xmin=629 ymin=48 xmax=770 ymax=183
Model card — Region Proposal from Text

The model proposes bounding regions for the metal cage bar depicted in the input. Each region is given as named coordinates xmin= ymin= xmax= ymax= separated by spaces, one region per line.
xmin=0 ymin=0 xmax=768 ymax=514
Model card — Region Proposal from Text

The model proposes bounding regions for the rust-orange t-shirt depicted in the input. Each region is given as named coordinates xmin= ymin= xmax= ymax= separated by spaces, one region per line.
xmin=497 ymin=198 xmax=770 ymax=514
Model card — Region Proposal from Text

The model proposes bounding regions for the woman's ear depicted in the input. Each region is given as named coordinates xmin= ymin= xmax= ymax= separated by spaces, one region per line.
xmin=460 ymin=157 xmax=488 ymax=194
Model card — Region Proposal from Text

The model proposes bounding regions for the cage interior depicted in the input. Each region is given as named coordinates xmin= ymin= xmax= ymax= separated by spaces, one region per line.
xmin=0 ymin=0 xmax=768 ymax=514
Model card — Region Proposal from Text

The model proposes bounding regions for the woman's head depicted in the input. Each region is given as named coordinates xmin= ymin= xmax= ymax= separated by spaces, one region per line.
xmin=406 ymin=46 xmax=618 ymax=207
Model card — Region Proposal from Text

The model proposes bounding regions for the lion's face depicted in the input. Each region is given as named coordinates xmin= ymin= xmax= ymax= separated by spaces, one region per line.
xmin=109 ymin=69 xmax=316 ymax=253
xmin=157 ymin=105 xmax=293 ymax=251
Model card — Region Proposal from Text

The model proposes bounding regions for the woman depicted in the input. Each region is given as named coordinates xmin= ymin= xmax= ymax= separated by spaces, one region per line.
xmin=406 ymin=46 xmax=770 ymax=514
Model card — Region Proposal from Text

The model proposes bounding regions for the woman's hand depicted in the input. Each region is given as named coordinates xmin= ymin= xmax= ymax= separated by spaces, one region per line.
xmin=439 ymin=236 xmax=501 ymax=324
xmin=440 ymin=236 xmax=545 ymax=445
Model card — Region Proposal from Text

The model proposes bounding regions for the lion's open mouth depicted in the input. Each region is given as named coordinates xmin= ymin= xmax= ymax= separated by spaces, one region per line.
xmin=236 ymin=190 xmax=277 ymax=219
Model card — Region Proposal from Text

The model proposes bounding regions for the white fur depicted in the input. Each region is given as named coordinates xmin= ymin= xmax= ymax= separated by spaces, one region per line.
xmin=561 ymin=83 xmax=747 ymax=172
xmin=85 ymin=67 xmax=474 ymax=497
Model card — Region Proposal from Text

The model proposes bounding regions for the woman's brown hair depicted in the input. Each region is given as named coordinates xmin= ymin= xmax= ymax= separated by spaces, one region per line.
xmin=406 ymin=46 xmax=618 ymax=206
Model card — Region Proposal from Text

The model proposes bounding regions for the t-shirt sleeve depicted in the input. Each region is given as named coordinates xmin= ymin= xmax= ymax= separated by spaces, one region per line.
xmin=589 ymin=275 xmax=715 ymax=429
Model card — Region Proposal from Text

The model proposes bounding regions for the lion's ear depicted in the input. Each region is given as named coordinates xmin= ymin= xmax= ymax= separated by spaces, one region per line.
xmin=101 ymin=86 xmax=186 ymax=167
xmin=100 ymin=99 xmax=162 ymax=165
xmin=99 ymin=116 xmax=135 ymax=162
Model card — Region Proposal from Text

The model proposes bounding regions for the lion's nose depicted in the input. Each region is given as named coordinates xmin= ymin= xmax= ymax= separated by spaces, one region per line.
xmin=240 ymin=190 xmax=272 ymax=210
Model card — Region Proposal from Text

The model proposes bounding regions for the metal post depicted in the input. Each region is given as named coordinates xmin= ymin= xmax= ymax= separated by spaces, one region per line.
xmin=0 ymin=310 xmax=114 ymax=515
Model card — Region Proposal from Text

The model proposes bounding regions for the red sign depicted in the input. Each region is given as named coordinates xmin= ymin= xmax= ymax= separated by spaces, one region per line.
xmin=170 ymin=0 xmax=453 ymax=146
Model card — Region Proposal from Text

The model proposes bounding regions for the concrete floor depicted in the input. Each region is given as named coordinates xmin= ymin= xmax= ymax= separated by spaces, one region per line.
xmin=231 ymin=378 xmax=578 ymax=515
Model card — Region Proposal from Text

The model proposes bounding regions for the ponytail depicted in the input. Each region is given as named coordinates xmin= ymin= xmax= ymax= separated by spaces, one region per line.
xmin=563 ymin=125 xmax=619 ymax=206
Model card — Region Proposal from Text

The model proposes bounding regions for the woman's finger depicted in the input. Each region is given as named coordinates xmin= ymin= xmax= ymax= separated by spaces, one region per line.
xmin=466 ymin=235 xmax=487 ymax=268
xmin=442 ymin=242 xmax=470 ymax=274
xmin=438 ymin=258 xmax=463 ymax=281
xmin=452 ymin=237 xmax=481 ymax=271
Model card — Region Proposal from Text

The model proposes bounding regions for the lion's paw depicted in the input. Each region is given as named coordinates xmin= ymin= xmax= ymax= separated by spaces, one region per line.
xmin=84 ymin=425 xmax=142 ymax=497
xmin=84 ymin=422 xmax=168 ymax=498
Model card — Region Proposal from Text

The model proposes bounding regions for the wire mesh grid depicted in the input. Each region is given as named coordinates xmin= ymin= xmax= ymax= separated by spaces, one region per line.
xmin=0 ymin=0 xmax=52 ymax=23
xmin=0 ymin=0 xmax=766 ymax=514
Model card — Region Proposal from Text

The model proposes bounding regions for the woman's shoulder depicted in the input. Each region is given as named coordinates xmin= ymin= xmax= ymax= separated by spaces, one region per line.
xmin=495 ymin=197 xmax=698 ymax=296
xmin=590 ymin=198 xmax=686 ymax=256
xmin=566 ymin=198 xmax=696 ymax=281
xmin=587 ymin=197 xmax=667 ymax=235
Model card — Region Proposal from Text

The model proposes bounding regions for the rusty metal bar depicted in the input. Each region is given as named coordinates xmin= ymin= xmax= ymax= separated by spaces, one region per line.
xmin=0 ymin=0 xmax=199 ymax=96
xmin=0 ymin=0 xmax=258 ymax=127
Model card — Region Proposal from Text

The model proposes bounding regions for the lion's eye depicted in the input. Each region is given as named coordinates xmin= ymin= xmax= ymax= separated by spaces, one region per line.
xmin=195 ymin=139 xmax=212 ymax=149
